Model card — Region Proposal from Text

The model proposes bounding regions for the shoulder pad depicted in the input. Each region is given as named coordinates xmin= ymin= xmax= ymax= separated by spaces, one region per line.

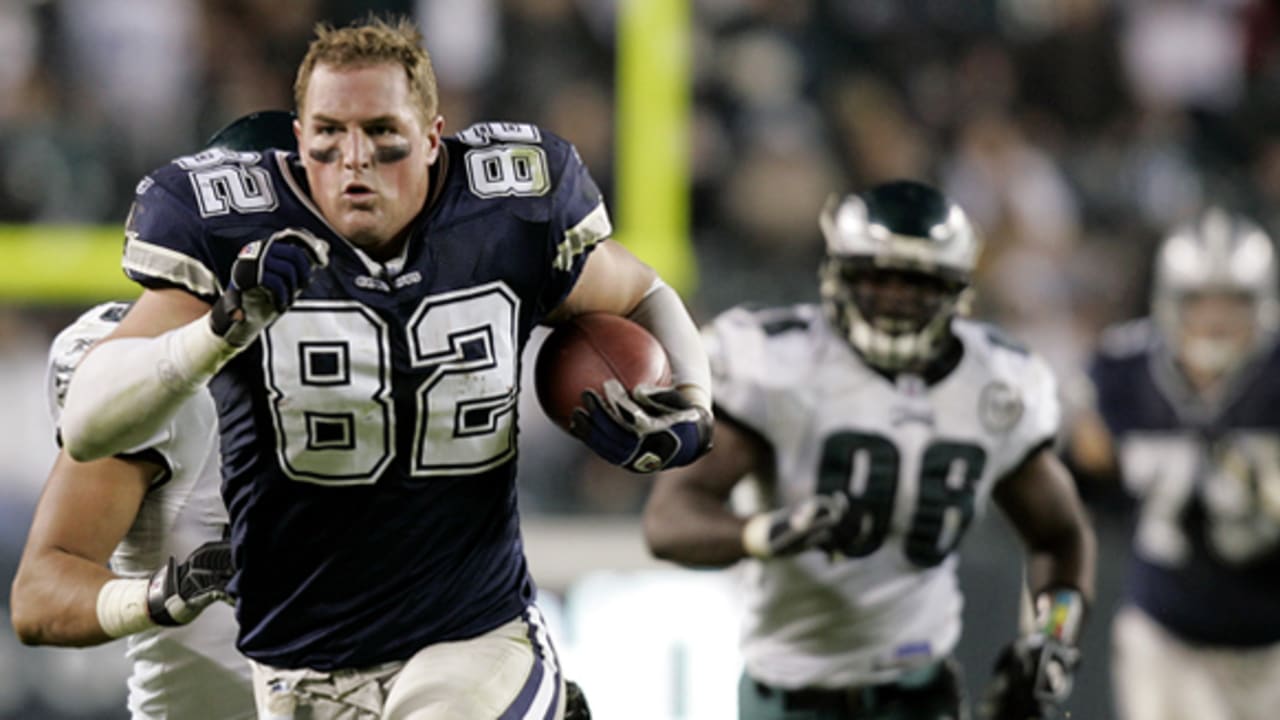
xmin=978 ymin=321 xmax=1030 ymax=356
xmin=47 ymin=302 xmax=131 ymax=418
xmin=446 ymin=121 xmax=597 ymax=218
xmin=953 ymin=318 xmax=1031 ymax=361
xmin=454 ymin=121 xmax=556 ymax=149
xmin=706 ymin=304 xmax=821 ymax=384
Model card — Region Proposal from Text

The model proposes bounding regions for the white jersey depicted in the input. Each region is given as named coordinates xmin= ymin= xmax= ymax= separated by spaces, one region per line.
xmin=707 ymin=304 xmax=1060 ymax=689
xmin=47 ymin=303 xmax=254 ymax=719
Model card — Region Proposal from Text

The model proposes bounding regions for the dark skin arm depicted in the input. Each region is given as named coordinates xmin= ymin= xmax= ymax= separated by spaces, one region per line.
xmin=10 ymin=451 xmax=160 ymax=646
xmin=992 ymin=447 xmax=1097 ymax=603
xmin=643 ymin=417 xmax=769 ymax=566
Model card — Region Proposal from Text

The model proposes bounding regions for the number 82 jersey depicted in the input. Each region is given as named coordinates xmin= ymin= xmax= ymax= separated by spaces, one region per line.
xmin=120 ymin=123 xmax=611 ymax=671
xmin=706 ymin=304 xmax=1060 ymax=689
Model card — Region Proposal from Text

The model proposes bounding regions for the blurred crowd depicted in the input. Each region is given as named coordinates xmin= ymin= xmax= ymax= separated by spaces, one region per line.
xmin=4 ymin=0 xmax=1280 ymax=341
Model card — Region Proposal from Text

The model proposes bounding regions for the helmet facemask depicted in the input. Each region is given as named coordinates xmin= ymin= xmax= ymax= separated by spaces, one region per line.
xmin=821 ymin=257 xmax=970 ymax=372
xmin=818 ymin=182 xmax=981 ymax=373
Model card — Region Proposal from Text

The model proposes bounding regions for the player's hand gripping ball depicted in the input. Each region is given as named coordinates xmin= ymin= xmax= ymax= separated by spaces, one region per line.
xmin=535 ymin=313 xmax=710 ymax=473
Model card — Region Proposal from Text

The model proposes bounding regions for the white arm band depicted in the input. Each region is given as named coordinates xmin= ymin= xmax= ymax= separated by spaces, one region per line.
xmin=626 ymin=279 xmax=712 ymax=410
xmin=96 ymin=578 xmax=155 ymax=638
xmin=741 ymin=514 xmax=775 ymax=559
xmin=60 ymin=316 xmax=240 ymax=461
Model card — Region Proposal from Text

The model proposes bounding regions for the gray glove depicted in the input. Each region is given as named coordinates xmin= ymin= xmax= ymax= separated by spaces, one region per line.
xmin=146 ymin=539 xmax=235 ymax=626
xmin=980 ymin=633 xmax=1080 ymax=720
xmin=741 ymin=494 xmax=850 ymax=558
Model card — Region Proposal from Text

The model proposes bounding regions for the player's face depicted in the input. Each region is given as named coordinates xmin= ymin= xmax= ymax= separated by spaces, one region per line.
xmin=1176 ymin=290 xmax=1257 ymax=376
xmin=848 ymin=267 xmax=953 ymax=335
xmin=296 ymin=62 xmax=443 ymax=259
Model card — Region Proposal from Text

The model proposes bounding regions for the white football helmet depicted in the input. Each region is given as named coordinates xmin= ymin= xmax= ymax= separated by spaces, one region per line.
xmin=1153 ymin=207 xmax=1280 ymax=377
xmin=818 ymin=180 xmax=981 ymax=371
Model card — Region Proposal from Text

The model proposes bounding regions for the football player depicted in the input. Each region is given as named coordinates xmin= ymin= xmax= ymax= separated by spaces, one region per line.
xmin=9 ymin=302 xmax=253 ymax=719
xmin=643 ymin=180 xmax=1096 ymax=719
xmin=1070 ymin=208 xmax=1280 ymax=720
xmin=56 ymin=16 xmax=710 ymax=720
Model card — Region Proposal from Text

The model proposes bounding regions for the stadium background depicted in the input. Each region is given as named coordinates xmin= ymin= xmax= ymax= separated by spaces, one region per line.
xmin=1 ymin=0 xmax=1277 ymax=717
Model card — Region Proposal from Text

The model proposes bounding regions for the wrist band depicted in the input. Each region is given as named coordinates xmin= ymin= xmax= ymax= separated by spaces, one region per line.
xmin=96 ymin=578 xmax=155 ymax=638
xmin=626 ymin=280 xmax=712 ymax=411
xmin=1035 ymin=587 xmax=1085 ymax=646
xmin=165 ymin=315 xmax=241 ymax=388
xmin=741 ymin=514 xmax=773 ymax=559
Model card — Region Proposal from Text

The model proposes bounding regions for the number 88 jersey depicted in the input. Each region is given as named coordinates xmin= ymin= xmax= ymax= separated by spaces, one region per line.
xmin=706 ymin=304 xmax=1060 ymax=689
xmin=120 ymin=123 xmax=611 ymax=671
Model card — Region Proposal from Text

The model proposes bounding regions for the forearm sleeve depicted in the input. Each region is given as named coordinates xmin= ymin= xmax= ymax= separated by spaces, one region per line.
xmin=626 ymin=279 xmax=712 ymax=410
xmin=60 ymin=316 xmax=240 ymax=461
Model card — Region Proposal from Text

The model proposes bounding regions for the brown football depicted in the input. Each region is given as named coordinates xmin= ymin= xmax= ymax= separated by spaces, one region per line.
xmin=535 ymin=313 xmax=672 ymax=431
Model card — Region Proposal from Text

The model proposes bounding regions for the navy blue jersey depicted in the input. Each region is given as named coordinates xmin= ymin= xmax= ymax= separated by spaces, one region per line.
xmin=1090 ymin=319 xmax=1280 ymax=646
xmin=121 ymin=122 xmax=612 ymax=670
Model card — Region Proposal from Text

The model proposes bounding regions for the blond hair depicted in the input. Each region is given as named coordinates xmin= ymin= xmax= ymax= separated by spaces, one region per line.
xmin=294 ymin=16 xmax=439 ymax=122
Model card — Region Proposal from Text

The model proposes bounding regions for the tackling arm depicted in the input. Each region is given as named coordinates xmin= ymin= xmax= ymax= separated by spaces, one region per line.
xmin=11 ymin=450 xmax=234 ymax=645
xmin=10 ymin=452 xmax=154 ymax=646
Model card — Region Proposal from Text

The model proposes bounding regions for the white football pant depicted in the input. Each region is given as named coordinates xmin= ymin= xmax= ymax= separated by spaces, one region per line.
xmin=1113 ymin=605 xmax=1280 ymax=720
xmin=250 ymin=606 xmax=565 ymax=720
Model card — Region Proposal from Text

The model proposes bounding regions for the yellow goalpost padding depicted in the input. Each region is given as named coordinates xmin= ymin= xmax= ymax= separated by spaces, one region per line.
xmin=614 ymin=0 xmax=696 ymax=296
xmin=0 ymin=224 xmax=138 ymax=303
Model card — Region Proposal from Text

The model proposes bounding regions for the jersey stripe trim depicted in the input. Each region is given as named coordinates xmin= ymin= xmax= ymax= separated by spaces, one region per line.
xmin=554 ymin=201 xmax=611 ymax=271
xmin=497 ymin=607 xmax=561 ymax=720
xmin=123 ymin=234 xmax=222 ymax=297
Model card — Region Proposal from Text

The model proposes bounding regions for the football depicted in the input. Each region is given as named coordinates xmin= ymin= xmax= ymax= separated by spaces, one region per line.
xmin=535 ymin=313 xmax=672 ymax=431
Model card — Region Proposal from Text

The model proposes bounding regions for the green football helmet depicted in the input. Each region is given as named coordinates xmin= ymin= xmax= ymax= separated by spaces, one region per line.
xmin=204 ymin=110 xmax=297 ymax=153
xmin=818 ymin=180 xmax=981 ymax=371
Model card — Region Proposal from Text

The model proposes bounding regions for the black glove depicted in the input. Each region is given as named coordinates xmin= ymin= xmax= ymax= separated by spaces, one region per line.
xmin=980 ymin=633 xmax=1080 ymax=720
xmin=210 ymin=228 xmax=329 ymax=346
xmin=741 ymin=493 xmax=850 ymax=558
xmin=565 ymin=679 xmax=592 ymax=720
xmin=146 ymin=539 xmax=235 ymax=626
xmin=571 ymin=380 xmax=713 ymax=473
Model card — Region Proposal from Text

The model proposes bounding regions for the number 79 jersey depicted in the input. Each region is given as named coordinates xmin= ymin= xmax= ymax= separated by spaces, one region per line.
xmin=1089 ymin=319 xmax=1280 ymax=646
xmin=120 ymin=123 xmax=611 ymax=671
xmin=707 ymin=304 xmax=1060 ymax=689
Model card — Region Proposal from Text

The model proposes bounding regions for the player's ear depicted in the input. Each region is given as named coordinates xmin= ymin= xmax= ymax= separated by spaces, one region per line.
xmin=293 ymin=117 xmax=304 ymax=143
xmin=424 ymin=114 xmax=445 ymax=164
